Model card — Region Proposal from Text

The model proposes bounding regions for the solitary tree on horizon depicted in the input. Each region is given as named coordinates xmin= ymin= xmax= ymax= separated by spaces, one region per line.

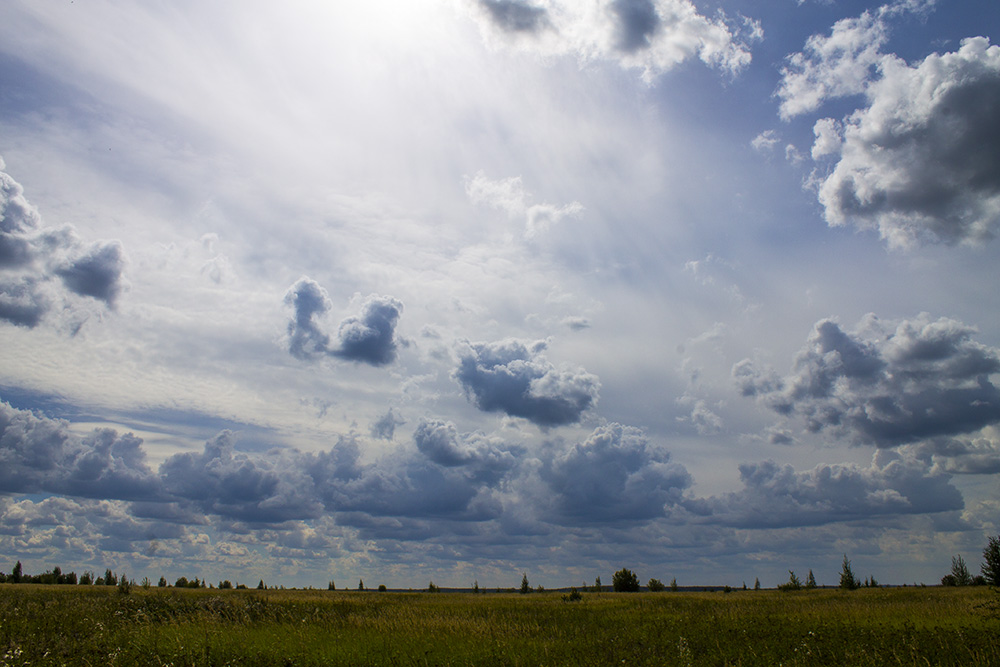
xmin=982 ymin=535 xmax=1000 ymax=586
xmin=840 ymin=555 xmax=860 ymax=590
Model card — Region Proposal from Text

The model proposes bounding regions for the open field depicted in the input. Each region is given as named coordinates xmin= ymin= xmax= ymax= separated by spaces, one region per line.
xmin=1 ymin=585 xmax=998 ymax=666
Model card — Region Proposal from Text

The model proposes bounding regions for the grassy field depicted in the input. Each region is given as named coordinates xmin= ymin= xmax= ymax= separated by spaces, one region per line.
xmin=1 ymin=585 xmax=998 ymax=666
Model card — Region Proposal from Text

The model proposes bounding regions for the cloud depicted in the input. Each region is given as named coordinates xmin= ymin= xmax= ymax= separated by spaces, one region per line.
xmin=735 ymin=313 xmax=1000 ymax=447
xmin=159 ymin=432 xmax=322 ymax=524
xmin=541 ymin=422 xmax=691 ymax=523
xmin=477 ymin=0 xmax=550 ymax=34
xmin=470 ymin=0 xmax=757 ymax=80
xmin=0 ymin=399 xmax=159 ymax=500
xmin=370 ymin=408 xmax=405 ymax=440
xmin=815 ymin=37 xmax=1000 ymax=247
xmin=331 ymin=295 xmax=404 ymax=366
xmin=284 ymin=278 xmax=403 ymax=366
xmin=464 ymin=171 xmax=583 ymax=239
xmin=907 ymin=431 xmax=1000 ymax=474
xmin=413 ymin=418 xmax=518 ymax=480
xmin=55 ymin=240 xmax=127 ymax=307
xmin=776 ymin=0 xmax=935 ymax=119
xmin=284 ymin=277 xmax=333 ymax=361
xmin=455 ymin=339 xmax=600 ymax=427
xmin=0 ymin=156 xmax=128 ymax=326
xmin=776 ymin=8 xmax=889 ymax=119
xmin=701 ymin=450 xmax=963 ymax=528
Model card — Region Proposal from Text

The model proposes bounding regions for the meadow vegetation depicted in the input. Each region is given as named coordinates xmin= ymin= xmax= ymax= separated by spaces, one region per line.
xmin=0 ymin=584 xmax=998 ymax=666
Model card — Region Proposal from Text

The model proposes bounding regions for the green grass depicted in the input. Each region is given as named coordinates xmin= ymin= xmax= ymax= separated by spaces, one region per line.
xmin=1 ymin=585 xmax=998 ymax=665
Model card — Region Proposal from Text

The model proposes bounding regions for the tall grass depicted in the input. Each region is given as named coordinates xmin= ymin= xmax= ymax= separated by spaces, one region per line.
xmin=0 ymin=585 xmax=997 ymax=665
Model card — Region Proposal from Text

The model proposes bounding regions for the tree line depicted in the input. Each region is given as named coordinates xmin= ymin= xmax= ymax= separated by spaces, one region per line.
xmin=2 ymin=535 xmax=997 ymax=591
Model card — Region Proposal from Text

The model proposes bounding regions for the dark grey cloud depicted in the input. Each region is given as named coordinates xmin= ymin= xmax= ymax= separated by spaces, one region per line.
xmin=331 ymin=295 xmax=403 ymax=366
xmin=0 ymin=277 xmax=48 ymax=328
xmin=0 ymin=399 xmax=158 ymax=500
xmin=284 ymin=278 xmax=403 ymax=366
xmin=413 ymin=418 xmax=518 ymax=482
xmin=908 ymin=435 xmax=1000 ymax=475
xmin=735 ymin=314 xmax=1000 ymax=447
xmin=814 ymin=37 xmax=1000 ymax=247
xmin=370 ymin=408 xmax=405 ymax=440
xmin=55 ymin=240 xmax=127 ymax=306
xmin=700 ymin=452 xmax=964 ymax=528
xmin=0 ymin=157 xmax=128 ymax=325
xmin=477 ymin=0 xmax=550 ymax=34
xmin=542 ymin=423 xmax=691 ymax=523
xmin=610 ymin=0 xmax=660 ymax=52
xmin=455 ymin=339 xmax=600 ymax=427
xmin=159 ymin=432 xmax=322 ymax=524
xmin=284 ymin=277 xmax=332 ymax=361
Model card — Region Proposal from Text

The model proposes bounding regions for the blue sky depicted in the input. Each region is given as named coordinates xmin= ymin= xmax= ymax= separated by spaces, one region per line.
xmin=1 ymin=0 xmax=999 ymax=589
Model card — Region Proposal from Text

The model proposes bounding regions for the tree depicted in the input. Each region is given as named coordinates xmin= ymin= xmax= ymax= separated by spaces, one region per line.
xmin=358 ymin=579 xmax=365 ymax=591
xmin=80 ymin=571 xmax=94 ymax=586
xmin=779 ymin=571 xmax=802 ymax=591
xmin=754 ymin=577 xmax=761 ymax=591
xmin=328 ymin=580 xmax=336 ymax=591
xmin=839 ymin=555 xmax=860 ymax=590
xmin=157 ymin=576 xmax=167 ymax=587
xmin=805 ymin=570 xmax=817 ymax=589
xmin=257 ymin=579 xmax=265 ymax=590
xmin=949 ymin=555 xmax=973 ymax=586
xmin=520 ymin=573 xmax=530 ymax=594
xmin=982 ymin=534 xmax=1000 ymax=586
xmin=670 ymin=577 xmax=678 ymax=592
xmin=104 ymin=569 xmax=117 ymax=586
xmin=473 ymin=580 xmax=480 ymax=594
xmin=11 ymin=561 xmax=22 ymax=584
xmin=592 ymin=576 xmax=602 ymax=593
xmin=175 ymin=577 xmax=189 ymax=588
xmin=648 ymin=578 xmax=665 ymax=592
xmin=612 ymin=568 xmax=640 ymax=592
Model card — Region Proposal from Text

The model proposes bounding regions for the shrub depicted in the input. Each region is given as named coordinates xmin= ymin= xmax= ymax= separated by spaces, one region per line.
xmin=648 ymin=578 xmax=665 ymax=592
xmin=562 ymin=587 xmax=583 ymax=602
xmin=612 ymin=568 xmax=640 ymax=592
xmin=378 ymin=584 xmax=387 ymax=592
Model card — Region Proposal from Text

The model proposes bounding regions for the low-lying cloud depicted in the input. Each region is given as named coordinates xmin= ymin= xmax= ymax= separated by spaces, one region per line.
xmin=699 ymin=450 xmax=963 ymax=529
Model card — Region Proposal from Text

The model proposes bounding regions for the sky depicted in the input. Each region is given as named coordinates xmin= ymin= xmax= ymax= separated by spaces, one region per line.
xmin=0 ymin=0 xmax=999 ymax=590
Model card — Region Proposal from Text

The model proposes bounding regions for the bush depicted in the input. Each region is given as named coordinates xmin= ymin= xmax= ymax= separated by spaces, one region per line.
xmin=648 ymin=578 xmax=665 ymax=592
xmin=562 ymin=587 xmax=583 ymax=602
xmin=612 ymin=568 xmax=640 ymax=592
